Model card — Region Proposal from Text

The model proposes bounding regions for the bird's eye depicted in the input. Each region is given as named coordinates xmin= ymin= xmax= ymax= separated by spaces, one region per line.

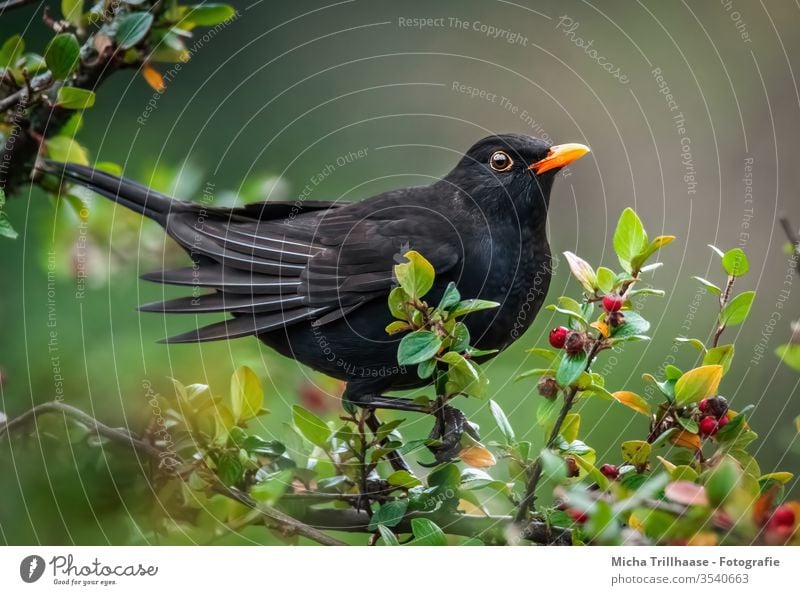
xmin=489 ymin=150 xmax=513 ymax=172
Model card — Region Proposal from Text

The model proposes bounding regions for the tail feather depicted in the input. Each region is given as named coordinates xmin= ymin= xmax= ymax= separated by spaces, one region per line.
xmin=40 ymin=161 xmax=176 ymax=222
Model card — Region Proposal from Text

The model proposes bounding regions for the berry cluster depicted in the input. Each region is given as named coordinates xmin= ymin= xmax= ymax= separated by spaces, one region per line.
xmin=697 ymin=396 xmax=730 ymax=438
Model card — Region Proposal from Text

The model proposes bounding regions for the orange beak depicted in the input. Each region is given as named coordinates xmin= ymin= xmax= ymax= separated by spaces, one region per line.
xmin=529 ymin=143 xmax=591 ymax=174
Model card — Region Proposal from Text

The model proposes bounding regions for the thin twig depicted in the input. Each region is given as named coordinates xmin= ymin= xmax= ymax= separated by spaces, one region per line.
xmin=515 ymin=275 xmax=642 ymax=522
xmin=0 ymin=400 xmax=162 ymax=459
xmin=211 ymin=482 xmax=349 ymax=546
xmin=780 ymin=215 xmax=800 ymax=274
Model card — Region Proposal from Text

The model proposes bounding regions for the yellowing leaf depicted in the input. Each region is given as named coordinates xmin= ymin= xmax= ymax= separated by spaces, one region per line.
xmin=591 ymin=320 xmax=610 ymax=338
xmin=670 ymin=430 xmax=702 ymax=450
xmin=143 ymin=63 xmax=166 ymax=92
xmin=621 ymin=440 xmax=651 ymax=466
xmin=611 ymin=390 xmax=652 ymax=416
xmin=230 ymin=366 xmax=264 ymax=422
xmin=687 ymin=532 xmax=718 ymax=546
xmin=385 ymin=320 xmax=411 ymax=335
xmin=656 ymin=455 xmax=676 ymax=473
xmin=46 ymin=136 xmax=89 ymax=165
xmin=674 ymin=365 xmax=723 ymax=405
xmin=459 ymin=445 xmax=496 ymax=468
xmin=561 ymin=413 xmax=580 ymax=442
xmin=759 ymin=472 xmax=794 ymax=485
xmin=394 ymin=250 xmax=434 ymax=300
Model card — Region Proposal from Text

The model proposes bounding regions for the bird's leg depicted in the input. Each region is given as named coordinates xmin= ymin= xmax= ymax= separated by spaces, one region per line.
xmin=364 ymin=412 xmax=412 ymax=474
xmin=343 ymin=389 xmax=479 ymax=465
xmin=427 ymin=397 xmax=480 ymax=463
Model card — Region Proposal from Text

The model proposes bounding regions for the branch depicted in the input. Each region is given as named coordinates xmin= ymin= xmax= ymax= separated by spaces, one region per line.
xmin=271 ymin=508 xmax=572 ymax=546
xmin=0 ymin=400 xmax=161 ymax=459
xmin=0 ymin=400 xmax=348 ymax=546
xmin=780 ymin=215 xmax=800 ymax=275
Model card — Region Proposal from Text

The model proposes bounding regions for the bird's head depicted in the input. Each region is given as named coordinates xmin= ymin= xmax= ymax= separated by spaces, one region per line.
xmin=446 ymin=133 xmax=590 ymax=217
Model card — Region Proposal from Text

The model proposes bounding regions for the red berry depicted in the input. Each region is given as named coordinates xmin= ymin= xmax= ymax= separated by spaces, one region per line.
xmin=717 ymin=414 xmax=729 ymax=429
xmin=699 ymin=416 xmax=719 ymax=437
xmin=602 ymin=294 xmax=624 ymax=313
xmin=549 ymin=326 xmax=569 ymax=349
xmin=698 ymin=399 xmax=710 ymax=413
xmin=568 ymin=509 xmax=588 ymax=524
xmin=599 ymin=464 xmax=620 ymax=480
xmin=769 ymin=505 xmax=796 ymax=530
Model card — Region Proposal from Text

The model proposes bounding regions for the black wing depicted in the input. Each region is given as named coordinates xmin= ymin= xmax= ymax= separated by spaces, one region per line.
xmin=142 ymin=199 xmax=461 ymax=343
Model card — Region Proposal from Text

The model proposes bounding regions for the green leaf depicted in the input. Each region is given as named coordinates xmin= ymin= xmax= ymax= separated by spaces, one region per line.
xmin=610 ymin=311 xmax=650 ymax=340
xmin=416 ymin=358 xmax=436 ymax=379
xmin=250 ymin=469 xmax=292 ymax=504
xmin=388 ymin=287 xmax=410 ymax=320
xmin=428 ymin=463 xmax=460 ymax=490
xmin=230 ymin=366 xmax=264 ymax=422
xmin=776 ymin=343 xmax=800 ymax=372
xmin=44 ymin=33 xmax=79 ymax=79
xmin=397 ymin=330 xmax=441 ymax=366
xmin=450 ymin=299 xmax=500 ymax=318
xmin=563 ymin=251 xmax=597 ymax=292
xmin=674 ymin=365 xmax=723 ymax=406
xmin=438 ymin=282 xmax=461 ymax=311
xmin=631 ymin=235 xmax=675 ymax=271
xmin=703 ymin=344 xmax=735 ymax=375
xmin=377 ymin=524 xmax=400 ymax=546
xmin=704 ymin=457 xmax=740 ymax=507
xmin=115 ymin=13 xmax=154 ymax=50
xmin=410 ymin=518 xmax=447 ymax=545
xmin=722 ymin=248 xmax=750 ymax=277
xmin=184 ymin=3 xmax=237 ymax=26
xmin=292 ymin=405 xmax=331 ymax=448
xmin=539 ymin=449 xmax=567 ymax=483
xmin=596 ymin=267 xmax=616 ymax=293
xmin=0 ymin=35 xmax=24 ymax=71
xmin=489 ymin=399 xmax=515 ymax=444
xmin=46 ymin=136 xmax=89 ymax=165
xmin=216 ymin=452 xmax=243 ymax=486
xmin=621 ymin=440 xmax=651 ymax=466
xmin=386 ymin=470 xmax=421 ymax=489
xmin=674 ymin=337 xmax=707 ymax=352
xmin=719 ymin=291 xmax=755 ymax=326
xmin=613 ymin=208 xmax=648 ymax=273
xmin=56 ymin=87 xmax=96 ymax=110
xmin=61 ymin=0 xmax=84 ymax=28
xmin=394 ymin=250 xmax=435 ymax=299
xmin=691 ymin=276 xmax=720 ymax=295
xmin=368 ymin=500 xmax=408 ymax=531
xmin=556 ymin=351 xmax=587 ymax=387
xmin=441 ymin=351 xmax=488 ymax=398
xmin=536 ymin=398 xmax=558 ymax=428
xmin=451 ymin=322 xmax=470 ymax=352
xmin=0 ymin=212 xmax=18 ymax=240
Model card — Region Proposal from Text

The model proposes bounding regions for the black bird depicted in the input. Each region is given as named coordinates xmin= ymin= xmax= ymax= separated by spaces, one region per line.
xmin=43 ymin=134 xmax=589 ymax=459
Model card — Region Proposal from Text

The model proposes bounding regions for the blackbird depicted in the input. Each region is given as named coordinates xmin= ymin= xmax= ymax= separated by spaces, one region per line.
xmin=43 ymin=134 xmax=589 ymax=462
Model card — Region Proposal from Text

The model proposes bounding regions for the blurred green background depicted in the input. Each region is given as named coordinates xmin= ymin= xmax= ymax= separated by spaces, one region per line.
xmin=2 ymin=0 xmax=800 ymax=544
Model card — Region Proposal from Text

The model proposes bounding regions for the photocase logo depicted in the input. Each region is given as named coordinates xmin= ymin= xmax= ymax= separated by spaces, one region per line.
xmin=19 ymin=555 xmax=45 ymax=583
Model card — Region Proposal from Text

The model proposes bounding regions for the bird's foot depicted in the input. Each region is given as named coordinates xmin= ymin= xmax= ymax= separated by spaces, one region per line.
xmin=426 ymin=400 xmax=480 ymax=465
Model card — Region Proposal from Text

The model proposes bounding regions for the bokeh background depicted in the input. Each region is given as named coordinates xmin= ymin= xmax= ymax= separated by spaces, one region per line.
xmin=2 ymin=0 xmax=800 ymax=544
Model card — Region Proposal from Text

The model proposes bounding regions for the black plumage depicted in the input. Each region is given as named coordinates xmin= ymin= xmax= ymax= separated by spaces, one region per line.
xmin=42 ymin=134 xmax=589 ymax=456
